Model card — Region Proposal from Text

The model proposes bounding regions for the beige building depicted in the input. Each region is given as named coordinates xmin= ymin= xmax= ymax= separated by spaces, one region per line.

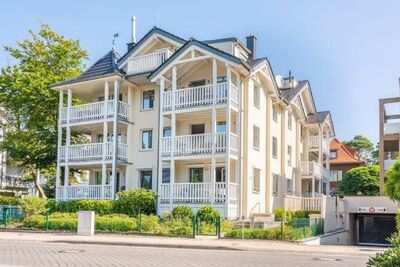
xmin=52 ymin=24 xmax=335 ymax=219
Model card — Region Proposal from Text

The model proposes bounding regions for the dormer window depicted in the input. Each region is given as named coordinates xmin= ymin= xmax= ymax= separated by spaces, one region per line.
xmin=330 ymin=150 xmax=338 ymax=159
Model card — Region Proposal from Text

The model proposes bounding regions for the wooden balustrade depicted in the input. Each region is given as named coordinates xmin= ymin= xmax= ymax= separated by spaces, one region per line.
xmin=60 ymin=143 xmax=128 ymax=163
xmin=127 ymin=49 xmax=172 ymax=75
xmin=57 ymin=185 xmax=112 ymax=200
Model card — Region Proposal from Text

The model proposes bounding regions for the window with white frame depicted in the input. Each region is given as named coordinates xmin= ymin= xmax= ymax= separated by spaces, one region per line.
xmin=330 ymin=170 xmax=343 ymax=182
xmin=330 ymin=150 xmax=338 ymax=159
xmin=141 ymin=130 xmax=153 ymax=150
xmin=142 ymin=90 xmax=154 ymax=110
xmin=163 ymin=128 xmax=171 ymax=137
xmin=253 ymin=168 xmax=260 ymax=193
xmin=139 ymin=170 xmax=152 ymax=189
xmin=286 ymin=179 xmax=292 ymax=193
xmin=253 ymin=125 xmax=260 ymax=150
xmin=272 ymin=137 xmax=278 ymax=158
xmin=287 ymin=145 xmax=292 ymax=166
xmin=273 ymin=174 xmax=279 ymax=195
xmin=273 ymin=106 xmax=278 ymax=122
xmin=217 ymin=121 xmax=226 ymax=133
xmin=253 ymin=86 xmax=260 ymax=108
xmin=288 ymin=112 xmax=292 ymax=130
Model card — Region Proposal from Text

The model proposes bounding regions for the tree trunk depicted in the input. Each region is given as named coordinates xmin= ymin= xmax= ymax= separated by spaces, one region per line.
xmin=33 ymin=169 xmax=47 ymax=199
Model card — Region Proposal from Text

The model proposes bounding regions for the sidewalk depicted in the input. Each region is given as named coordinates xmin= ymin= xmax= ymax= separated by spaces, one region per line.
xmin=0 ymin=231 xmax=386 ymax=256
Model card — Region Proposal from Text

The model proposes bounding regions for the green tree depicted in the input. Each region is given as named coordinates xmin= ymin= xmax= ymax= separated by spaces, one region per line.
xmin=384 ymin=159 xmax=400 ymax=201
xmin=114 ymin=188 xmax=157 ymax=216
xmin=0 ymin=24 xmax=88 ymax=198
xmin=339 ymin=165 xmax=380 ymax=196
xmin=343 ymin=135 xmax=374 ymax=162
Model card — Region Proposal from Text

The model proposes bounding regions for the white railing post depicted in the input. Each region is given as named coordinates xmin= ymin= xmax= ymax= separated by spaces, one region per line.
xmin=111 ymin=80 xmax=119 ymax=199
xmin=170 ymin=66 xmax=177 ymax=209
xmin=56 ymin=90 xmax=63 ymax=200
xmin=102 ymin=81 xmax=109 ymax=198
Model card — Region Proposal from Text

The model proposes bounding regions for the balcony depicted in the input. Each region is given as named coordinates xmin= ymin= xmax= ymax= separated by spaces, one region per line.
xmin=308 ymin=135 xmax=329 ymax=154
xmin=384 ymin=122 xmax=400 ymax=135
xmin=159 ymin=182 xmax=238 ymax=204
xmin=160 ymin=132 xmax=238 ymax=158
xmin=384 ymin=159 xmax=395 ymax=170
xmin=60 ymin=100 xmax=130 ymax=126
xmin=59 ymin=143 xmax=128 ymax=164
xmin=161 ymin=82 xmax=239 ymax=113
xmin=57 ymin=185 xmax=112 ymax=200
xmin=127 ymin=48 xmax=172 ymax=75
xmin=299 ymin=161 xmax=321 ymax=179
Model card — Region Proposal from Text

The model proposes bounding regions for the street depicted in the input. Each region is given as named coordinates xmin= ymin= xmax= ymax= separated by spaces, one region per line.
xmin=0 ymin=240 xmax=370 ymax=267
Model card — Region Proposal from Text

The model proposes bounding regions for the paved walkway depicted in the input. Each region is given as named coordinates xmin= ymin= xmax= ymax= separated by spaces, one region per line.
xmin=0 ymin=231 xmax=386 ymax=257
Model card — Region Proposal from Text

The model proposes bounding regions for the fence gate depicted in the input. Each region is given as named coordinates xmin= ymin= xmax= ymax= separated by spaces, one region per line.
xmin=357 ymin=214 xmax=396 ymax=246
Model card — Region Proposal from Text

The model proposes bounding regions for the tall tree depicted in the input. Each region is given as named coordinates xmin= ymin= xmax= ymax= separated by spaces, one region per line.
xmin=385 ymin=159 xmax=400 ymax=201
xmin=0 ymin=24 xmax=88 ymax=198
xmin=343 ymin=135 xmax=374 ymax=163
xmin=339 ymin=165 xmax=380 ymax=196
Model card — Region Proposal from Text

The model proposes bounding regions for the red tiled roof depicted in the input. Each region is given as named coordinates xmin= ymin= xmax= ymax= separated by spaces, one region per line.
xmin=330 ymin=138 xmax=365 ymax=165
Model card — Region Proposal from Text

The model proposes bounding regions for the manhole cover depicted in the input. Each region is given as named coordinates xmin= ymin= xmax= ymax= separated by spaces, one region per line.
xmin=312 ymin=257 xmax=342 ymax=262
xmin=58 ymin=250 xmax=85 ymax=253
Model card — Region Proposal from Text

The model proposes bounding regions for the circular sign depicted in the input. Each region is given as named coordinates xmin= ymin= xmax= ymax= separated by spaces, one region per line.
xmin=368 ymin=207 xmax=375 ymax=213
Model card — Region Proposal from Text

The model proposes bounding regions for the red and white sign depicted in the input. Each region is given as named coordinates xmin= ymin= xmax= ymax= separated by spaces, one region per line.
xmin=357 ymin=206 xmax=386 ymax=213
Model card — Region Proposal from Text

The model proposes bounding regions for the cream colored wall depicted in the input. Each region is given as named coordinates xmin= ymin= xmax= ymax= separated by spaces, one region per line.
xmin=284 ymin=109 xmax=297 ymax=193
xmin=207 ymin=42 xmax=233 ymax=55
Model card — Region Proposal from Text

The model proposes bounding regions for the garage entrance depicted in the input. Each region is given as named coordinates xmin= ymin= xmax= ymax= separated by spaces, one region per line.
xmin=357 ymin=214 xmax=396 ymax=246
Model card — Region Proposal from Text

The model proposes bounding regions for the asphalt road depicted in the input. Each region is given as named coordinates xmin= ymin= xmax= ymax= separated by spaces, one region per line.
xmin=0 ymin=240 xmax=370 ymax=267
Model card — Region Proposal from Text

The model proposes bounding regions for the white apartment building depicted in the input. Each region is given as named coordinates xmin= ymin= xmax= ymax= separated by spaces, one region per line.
xmin=51 ymin=25 xmax=334 ymax=219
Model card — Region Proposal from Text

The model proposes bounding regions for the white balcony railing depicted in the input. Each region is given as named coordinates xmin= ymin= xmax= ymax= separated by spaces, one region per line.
xmin=159 ymin=182 xmax=237 ymax=204
xmin=56 ymin=185 xmax=112 ymax=200
xmin=162 ymin=82 xmax=237 ymax=112
xmin=299 ymin=161 xmax=321 ymax=178
xmin=283 ymin=195 xmax=322 ymax=211
xmin=127 ymin=48 xmax=172 ymax=75
xmin=60 ymin=100 xmax=130 ymax=125
xmin=60 ymin=143 xmax=128 ymax=163
xmin=160 ymin=132 xmax=236 ymax=157
xmin=308 ymin=135 xmax=329 ymax=153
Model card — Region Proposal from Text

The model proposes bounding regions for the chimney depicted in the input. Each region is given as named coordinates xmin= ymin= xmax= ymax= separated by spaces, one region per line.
xmin=127 ymin=16 xmax=137 ymax=52
xmin=246 ymin=35 xmax=257 ymax=60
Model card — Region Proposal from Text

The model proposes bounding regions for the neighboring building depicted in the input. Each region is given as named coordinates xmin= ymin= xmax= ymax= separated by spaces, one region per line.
xmin=379 ymin=97 xmax=400 ymax=195
xmin=329 ymin=138 xmax=364 ymax=193
xmin=51 ymin=24 xmax=335 ymax=219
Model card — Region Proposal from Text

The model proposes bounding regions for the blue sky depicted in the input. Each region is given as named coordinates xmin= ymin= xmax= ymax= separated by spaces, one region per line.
xmin=1 ymin=0 xmax=400 ymax=143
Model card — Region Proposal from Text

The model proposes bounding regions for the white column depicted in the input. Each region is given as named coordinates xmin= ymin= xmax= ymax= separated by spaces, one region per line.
xmin=126 ymin=85 xmax=133 ymax=191
xmin=56 ymin=90 xmax=63 ymax=200
xmin=225 ymin=64 xmax=231 ymax=217
xmin=158 ymin=78 xmax=165 ymax=212
xmin=318 ymin=126 xmax=323 ymax=195
xmin=102 ymin=81 xmax=109 ymax=198
xmin=211 ymin=59 xmax=217 ymax=205
xmin=235 ymin=73 xmax=241 ymax=216
xmin=111 ymin=80 xmax=119 ymax=199
xmin=170 ymin=66 xmax=176 ymax=208
xmin=64 ymin=88 xmax=72 ymax=200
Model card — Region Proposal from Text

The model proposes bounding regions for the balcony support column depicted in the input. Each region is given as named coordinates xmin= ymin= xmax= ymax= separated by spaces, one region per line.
xmin=111 ymin=80 xmax=119 ymax=199
xmin=63 ymin=88 xmax=72 ymax=200
xmin=318 ymin=126 xmax=323 ymax=195
xmin=158 ymin=78 xmax=165 ymax=211
xmin=225 ymin=64 xmax=231 ymax=216
xmin=211 ymin=59 xmax=217 ymax=205
xmin=102 ymin=81 xmax=109 ymax=198
xmin=56 ymin=90 xmax=63 ymax=200
xmin=170 ymin=66 xmax=177 ymax=208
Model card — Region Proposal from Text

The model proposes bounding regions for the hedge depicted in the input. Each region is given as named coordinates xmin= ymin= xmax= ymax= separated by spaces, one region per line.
xmin=273 ymin=208 xmax=320 ymax=222
xmin=224 ymin=226 xmax=313 ymax=241
xmin=0 ymin=196 xmax=22 ymax=206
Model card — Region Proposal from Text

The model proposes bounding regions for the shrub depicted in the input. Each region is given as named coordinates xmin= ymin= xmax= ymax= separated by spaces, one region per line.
xmin=160 ymin=218 xmax=192 ymax=237
xmin=115 ymin=188 xmax=157 ymax=216
xmin=95 ymin=215 xmax=137 ymax=232
xmin=21 ymin=196 xmax=48 ymax=216
xmin=0 ymin=196 xmax=22 ymax=206
xmin=367 ymin=232 xmax=400 ymax=266
xmin=197 ymin=206 xmax=219 ymax=222
xmin=49 ymin=200 xmax=115 ymax=215
xmin=273 ymin=208 xmax=293 ymax=222
xmin=172 ymin=206 xmax=194 ymax=219
xmin=224 ymin=226 xmax=313 ymax=241
xmin=139 ymin=215 xmax=160 ymax=232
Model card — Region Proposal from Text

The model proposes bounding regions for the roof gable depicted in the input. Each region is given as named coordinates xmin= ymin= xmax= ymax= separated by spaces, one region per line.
xmin=330 ymin=138 xmax=364 ymax=165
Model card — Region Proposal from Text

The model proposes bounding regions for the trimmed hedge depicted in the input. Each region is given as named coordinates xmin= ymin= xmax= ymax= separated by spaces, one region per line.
xmin=47 ymin=199 xmax=115 ymax=215
xmin=273 ymin=208 xmax=320 ymax=222
xmin=172 ymin=206 xmax=194 ymax=219
xmin=224 ymin=226 xmax=313 ymax=241
xmin=0 ymin=196 xmax=22 ymax=206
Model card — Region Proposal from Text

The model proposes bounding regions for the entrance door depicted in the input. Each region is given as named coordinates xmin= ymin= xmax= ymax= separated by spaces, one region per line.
xmin=216 ymin=167 xmax=226 ymax=182
xmin=357 ymin=214 xmax=396 ymax=246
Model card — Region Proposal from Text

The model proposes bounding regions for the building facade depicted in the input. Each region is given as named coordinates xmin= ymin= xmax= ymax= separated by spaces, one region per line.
xmin=329 ymin=138 xmax=364 ymax=193
xmin=52 ymin=25 xmax=335 ymax=219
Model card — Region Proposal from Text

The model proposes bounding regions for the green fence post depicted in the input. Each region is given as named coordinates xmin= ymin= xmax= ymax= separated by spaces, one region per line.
xmin=139 ymin=213 xmax=142 ymax=233
xmin=4 ymin=209 xmax=9 ymax=229
xmin=45 ymin=212 xmax=49 ymax=231
xmin=280 ymin=220 xmax=283 ymax=240
xmin=196 ymin=215 xmax=199 ymax=235
xmin=216 ymin=216 xmax=221 ymax=239
xmin=192 ymin=215 xmax=196 ymax=238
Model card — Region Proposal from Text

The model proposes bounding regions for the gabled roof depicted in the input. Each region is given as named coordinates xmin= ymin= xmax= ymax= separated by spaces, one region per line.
xmin=52 ymin=49 xmax=122 ymax=87
xmin=279 ymin=80 xmax=308 ymax=103
xmin=307 ymin=111 xmax=330 ymax=124
xmin=203 ymin=37 xmax=251 ymax=54
xmin=247 ymin=57 xmax=280 ymax=97
xmin=330 ymin=138 xmax=365 ymax=165
xmin=148 ymin=38 xmax=250 ymax=81
xmin=248 ymin=57 xmax=268 ymax=68
xmin=118 ymin=27 xmax=186 ymax=67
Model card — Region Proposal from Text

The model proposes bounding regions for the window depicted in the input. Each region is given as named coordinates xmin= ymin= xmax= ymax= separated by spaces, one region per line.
xmin=141 ymin=130 xmax=153 ymax=150
xmin=330 ymin=170 xmax=343 ymax=182
xmin=273 ymin=174 xmax=279 ymax=195
xmin=216 ymin=121 xmax=226 ymax=133
xmin=191 ymin=124 xmax=205 ymax=135
xmin=330 ymin=150 xmax=337 ymax=159
xmin=98 ymin=133 xmax=122 ymax=143
xmin=287 ymin=145 xmax=292 ymax=166
xmin=216 ymin=167 xmax=225 ymax=182
xmin=253 ymin=86 xmax=260 ymax=108
xmin=273 ymin=106 xmax=278 ymax=122
xmin=140 ymin=170 xmax=152 ymax=189
xmin=286 ymin=179 xmax=292 ymax=193
xmin=162 ymin=169 xmax=170 ymax=183
xmin=253 ymin=126 xmax=260 ymax=150
xmin=163 ymin=128 xmax=171 ymax=137
xmin=189 ymin=168 xmax=204 ymax=183
xmin=288 ymin=113 xmax=292 ymax=130
xmin=253 ymin=168 xmax=260 ymax=193
xmin=142 ymin=90 xmax=155 ymax=110
xmin=272 ymin=137 xmax=278 ymax=158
